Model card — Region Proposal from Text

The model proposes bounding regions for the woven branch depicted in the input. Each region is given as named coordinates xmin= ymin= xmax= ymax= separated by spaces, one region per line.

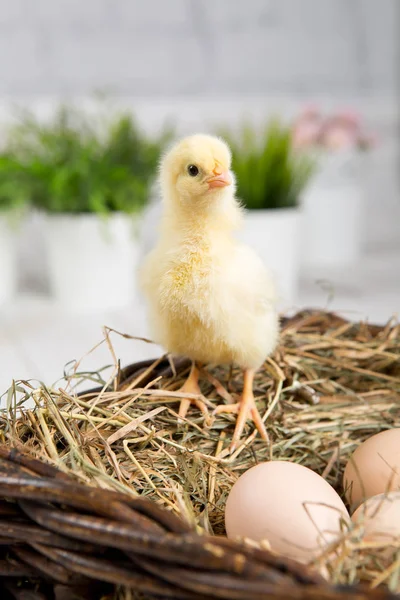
xmin=0 ymin=443 xmax=398 ymax=599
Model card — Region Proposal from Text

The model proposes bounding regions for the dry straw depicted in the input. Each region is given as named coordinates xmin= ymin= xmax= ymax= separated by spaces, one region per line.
xmin=1 ymin=308 xmax=399 ymax=597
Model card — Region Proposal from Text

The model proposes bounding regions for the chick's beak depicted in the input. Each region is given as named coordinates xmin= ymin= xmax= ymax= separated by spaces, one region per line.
xmin=207 ymin=167 xmax=232 ymax=189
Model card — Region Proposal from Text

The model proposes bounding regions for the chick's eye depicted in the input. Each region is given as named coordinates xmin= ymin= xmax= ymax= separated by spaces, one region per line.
xmin=187 ymin=164 xmax=199 ymax=177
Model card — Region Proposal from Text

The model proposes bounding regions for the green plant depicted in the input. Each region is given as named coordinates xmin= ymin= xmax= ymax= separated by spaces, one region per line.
xmin=0 ymin=152 xmax=30 ymax=213
xmin=8 ymin=105 xmax=173 ymax=215
xmin=221 ymin=119 xmax=315 ymax=210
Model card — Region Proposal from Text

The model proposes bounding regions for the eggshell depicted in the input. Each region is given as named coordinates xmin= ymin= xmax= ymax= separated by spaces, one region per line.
xmin=343 ymin=429 xmax=400 ymax=510
xmin=352 ymin=492 xmax=400 ymax=545
xmin=225 ymin=461 xmax=349 ymax=562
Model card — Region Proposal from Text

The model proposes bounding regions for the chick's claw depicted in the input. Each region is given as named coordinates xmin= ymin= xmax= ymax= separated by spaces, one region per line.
xmin=213 ymin=369 xmax=269 ymax=452
xmin=178 ymin=395 xmax=209 ymax=421
xmin=177 ymin=363 xmax=210 ymax=424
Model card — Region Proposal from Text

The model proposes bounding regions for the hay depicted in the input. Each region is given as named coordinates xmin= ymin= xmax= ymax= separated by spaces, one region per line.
xmin=1 ymin=309 xmax=400 ymax=594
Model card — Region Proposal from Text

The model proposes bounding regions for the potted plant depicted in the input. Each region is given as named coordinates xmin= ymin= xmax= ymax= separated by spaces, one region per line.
xmin=10 ymin=105 xmax=172 ymax=311
xmin=0 ymin=153 xmax=28 ymax=307
xmin=292 ymin=107 xmax=374 ymax=268
xmin=222 ymin=120 xmax=315 ymax=306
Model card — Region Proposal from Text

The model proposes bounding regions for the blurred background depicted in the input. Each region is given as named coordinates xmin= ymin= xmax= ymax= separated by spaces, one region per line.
xmin=0 ymin=0 xmax=399 ymax=395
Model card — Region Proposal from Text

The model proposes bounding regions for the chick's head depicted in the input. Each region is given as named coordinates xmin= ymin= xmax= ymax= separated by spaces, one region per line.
xmin=160 ymin=134 xmax=234 ymax=207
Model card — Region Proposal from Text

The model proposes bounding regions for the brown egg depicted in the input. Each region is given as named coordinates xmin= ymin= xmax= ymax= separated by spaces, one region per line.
xmin=343 ymin=429 xmax=400 ymax=511
xmin=352 ymin=492 xmax=400 ymax=546
xmin=225 ymin=461 xmax=349 ymax=563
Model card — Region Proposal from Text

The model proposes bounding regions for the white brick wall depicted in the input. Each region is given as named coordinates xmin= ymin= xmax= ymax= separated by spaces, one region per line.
xmin=0 ymin=0 xmax=397 ymax=96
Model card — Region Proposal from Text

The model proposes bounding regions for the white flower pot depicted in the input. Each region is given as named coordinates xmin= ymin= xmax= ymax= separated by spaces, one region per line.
xmin=17 ymin=209 xmax=48 ymax=293
xmin=237 ymin=208 xmax=300 ymax=308
xmin=301 ymin=152 xmax=364 ymax=267
xmin=301 ymin=184 xmax=362 ymax=268
xmin=0 ymin=214 xmax=17 ymax=307
xmin=137 ymin=193 xmax=162 ymax=262
xmin=44 ymin=212 xmax=140 ymax=312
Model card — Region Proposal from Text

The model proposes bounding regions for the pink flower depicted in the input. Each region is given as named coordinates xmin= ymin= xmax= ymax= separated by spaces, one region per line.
xmin=323 ymin=126 xmax=357 ymax=150
xmin=291 ymin=106 xmax=375 ymax=152
xmin=291 ymin=106 xmax=322 ymax=149
xmin=336 ymin=109 xmax=361 ymax=128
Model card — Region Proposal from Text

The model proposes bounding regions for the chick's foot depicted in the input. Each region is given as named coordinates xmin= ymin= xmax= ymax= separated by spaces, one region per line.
xmin=213 ymin=369 xmax=269 ymax=452
xmin=177 ymin=362 xmax=209 ymax=422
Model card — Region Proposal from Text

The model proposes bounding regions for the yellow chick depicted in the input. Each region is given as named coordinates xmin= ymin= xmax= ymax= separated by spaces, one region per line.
xmin=140 ymin=134 xmax=279 ymax=451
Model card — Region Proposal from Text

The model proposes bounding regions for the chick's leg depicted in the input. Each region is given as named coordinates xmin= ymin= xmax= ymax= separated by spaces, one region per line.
xmin=213 ymin=369 xmax=269 ymax=452
xmin=178 ymin=362 xmax=208 ymax=421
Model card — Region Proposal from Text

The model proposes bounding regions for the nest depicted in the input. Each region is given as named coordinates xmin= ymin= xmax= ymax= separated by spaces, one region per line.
xmin=1 ymin=309 xmax=400 ymax=599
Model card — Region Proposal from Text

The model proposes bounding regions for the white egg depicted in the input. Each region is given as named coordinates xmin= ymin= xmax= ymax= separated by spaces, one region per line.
xmin=225 ymin=461 xmax=350 ymax=562
xmin=352 ymin=491 xmax=400 ymax=543
xmin=343 ymin=429 xmax=400 ymax=511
